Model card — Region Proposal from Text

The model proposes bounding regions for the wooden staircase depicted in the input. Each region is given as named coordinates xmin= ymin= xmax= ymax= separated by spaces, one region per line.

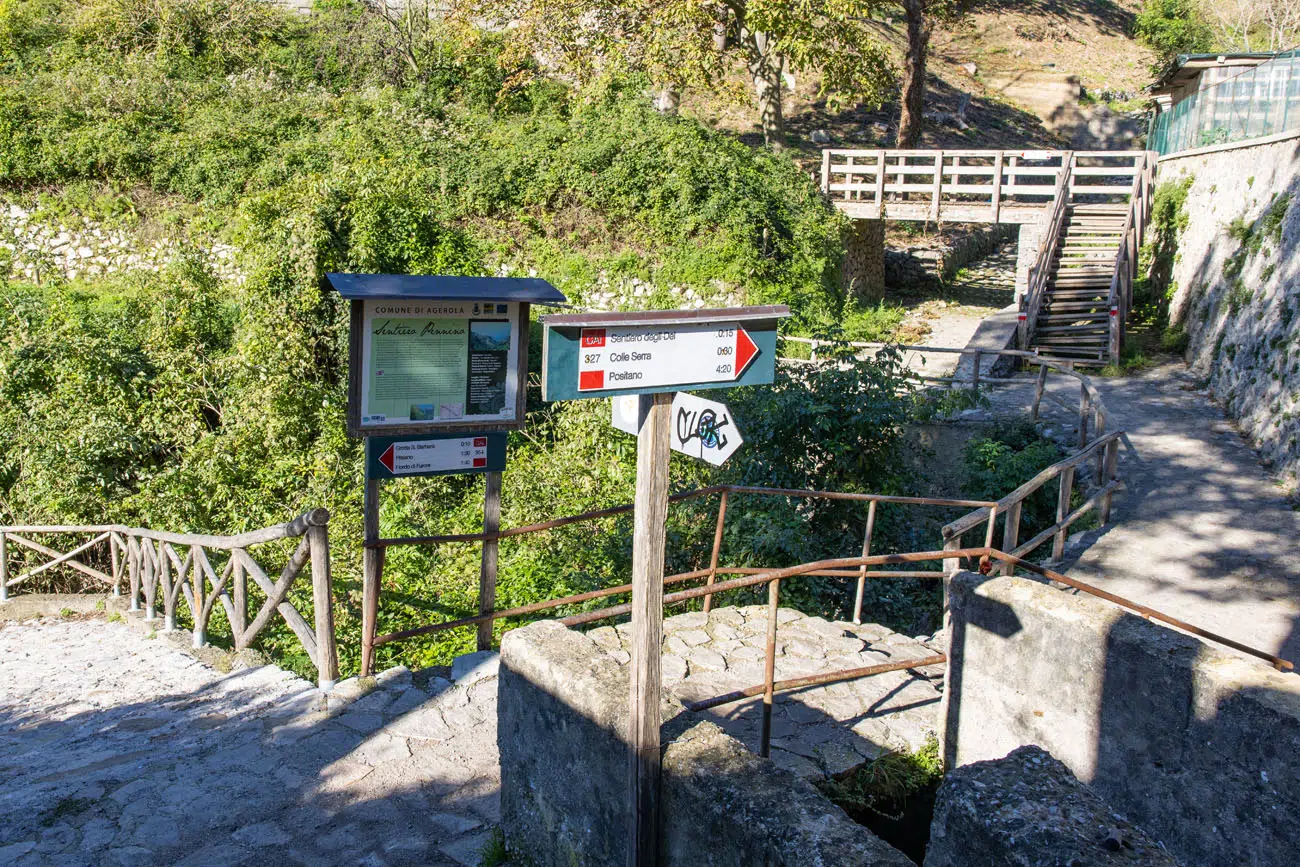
xmin=1018 ymin=151 xmax=1156 ymax=366
xmin=1029 ymin=204 xmax=1128 ymax=363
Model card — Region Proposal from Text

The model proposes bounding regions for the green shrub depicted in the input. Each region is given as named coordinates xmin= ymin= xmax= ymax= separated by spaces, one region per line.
xmin=962 ymin=421 xmax=1064 ymax=540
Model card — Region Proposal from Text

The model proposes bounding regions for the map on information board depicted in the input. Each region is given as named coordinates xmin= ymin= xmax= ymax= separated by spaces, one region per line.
xmin=358 ymin=300 xmax=522 ymax=430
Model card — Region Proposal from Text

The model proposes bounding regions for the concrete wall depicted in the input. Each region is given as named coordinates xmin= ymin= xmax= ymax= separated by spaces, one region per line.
xmin=1013 ymin=219 xmax=1044 ymax=306
xmin=940 ymin=571 xmax=1300 ymax=867
xmin=497 ymin=620 xmax=913 ymax=866
xmin=1158 ymin=132 xmax=1300 ymax=483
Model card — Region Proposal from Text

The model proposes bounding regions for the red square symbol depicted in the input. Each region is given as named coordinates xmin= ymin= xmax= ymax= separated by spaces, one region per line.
xmin=581 ymin=329 xmax=606 ymax=348
xmin=473 ymin=457 xmax=487 ymax=468
xmin=579 ymin=370 xmax=605 ymax=391
xmin=473 ymin=437 xmax=487 ymax=447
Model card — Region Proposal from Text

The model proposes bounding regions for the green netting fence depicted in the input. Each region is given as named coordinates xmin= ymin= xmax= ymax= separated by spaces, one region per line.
xmin=1150 ymin=49 xmax=1300 ymax=155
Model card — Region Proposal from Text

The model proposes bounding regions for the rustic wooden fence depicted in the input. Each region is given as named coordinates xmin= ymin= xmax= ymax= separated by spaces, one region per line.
xmin=0 ymin=510 xmax=339 ymax=688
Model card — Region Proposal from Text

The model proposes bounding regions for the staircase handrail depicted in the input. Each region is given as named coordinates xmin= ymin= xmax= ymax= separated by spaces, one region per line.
xmin=1019 ymin=151 xmax=1074 ymax=349
xmin=1105 ymin=153 xmax=1151 ymax=364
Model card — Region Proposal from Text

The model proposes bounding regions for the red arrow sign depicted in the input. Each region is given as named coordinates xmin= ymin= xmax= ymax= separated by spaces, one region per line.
xmin=379 ymin=444 xmax=396 ymax=474
xmin=735 ymin=327 xmax=758 ymax=378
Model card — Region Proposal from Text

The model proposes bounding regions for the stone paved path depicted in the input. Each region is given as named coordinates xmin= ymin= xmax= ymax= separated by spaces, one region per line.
xmin=975 ymin=362 xmax=1300 ymax=663
xmin=0 ymin=615 xmax=501 ymax=867
xmin=0 ymin=603 xmax=945 ymax=866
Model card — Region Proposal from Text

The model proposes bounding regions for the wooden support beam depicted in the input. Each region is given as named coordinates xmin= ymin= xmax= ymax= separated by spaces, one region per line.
xmin=628 ymin=392 xmax=672 ymax=867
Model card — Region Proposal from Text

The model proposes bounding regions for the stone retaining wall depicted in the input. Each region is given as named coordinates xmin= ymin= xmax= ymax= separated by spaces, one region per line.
xmin=1158 ymin=133 xmax=1300 ymax=483
xmin=941 ymin=571 xmax=1300 ymax=866
xmin=498 ymin=619 xmax=914 ymax=866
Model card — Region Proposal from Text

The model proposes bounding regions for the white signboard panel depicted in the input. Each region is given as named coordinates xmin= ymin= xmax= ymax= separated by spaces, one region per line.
xmin=375 ymin=436 xmax=492 ymax=476
xmin=576 ymin=322 xmax=758 ymax=393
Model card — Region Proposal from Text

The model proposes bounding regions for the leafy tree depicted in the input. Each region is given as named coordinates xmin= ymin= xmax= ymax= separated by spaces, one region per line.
xmin=1135 ymin=0 xmax=1214 ymax=70
xmin=464 ymin=0 xmax=895 ymax=148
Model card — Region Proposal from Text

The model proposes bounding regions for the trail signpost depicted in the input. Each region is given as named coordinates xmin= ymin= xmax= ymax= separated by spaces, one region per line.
xmin=330 ymin=274 xmax=568 ymax=666
xmin=542 ymin=305 xmax=787 ymax=867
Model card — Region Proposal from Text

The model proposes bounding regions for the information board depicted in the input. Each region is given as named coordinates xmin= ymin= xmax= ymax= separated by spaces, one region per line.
xmin=349 ymin=299 xmax=527 ymax=435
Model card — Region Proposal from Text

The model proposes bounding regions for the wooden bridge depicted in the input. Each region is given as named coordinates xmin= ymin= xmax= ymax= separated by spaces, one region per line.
xmin=819 ymin=149 xmax=1156 ymax=365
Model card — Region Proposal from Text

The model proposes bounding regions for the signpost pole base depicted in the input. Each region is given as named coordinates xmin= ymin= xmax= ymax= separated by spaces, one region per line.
xmin=361 ymin=477 xmax=383 ymax=679
xmin=477 ymin=470 xmax=503 ymax=652
xmin=628 ymin=392 xmax=672 ymax=867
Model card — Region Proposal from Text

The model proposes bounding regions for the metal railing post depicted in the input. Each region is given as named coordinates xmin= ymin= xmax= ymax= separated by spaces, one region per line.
xmin=759 ymin=577 xmax=780 ymax=759
xmin=702 ymin=490 xmax=729 ymax=614
xmin=852 ymin=500 xmax=877 ymax=625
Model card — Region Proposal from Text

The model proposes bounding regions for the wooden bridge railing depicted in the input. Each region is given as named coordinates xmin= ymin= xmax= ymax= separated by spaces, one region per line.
xmin=1104 ymin=153 xmax=1158 ymax=364
xmin=820 ymin=149 xmax=1149 ymax=224
xmin=0 ymin=510 xmax=339 ymax=688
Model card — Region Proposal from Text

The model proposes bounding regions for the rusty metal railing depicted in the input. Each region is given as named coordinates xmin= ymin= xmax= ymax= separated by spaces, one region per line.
xmin=360 ymin=486 xmax=999 ymax=673
xmin=667 ymin=546 xmax=1295 ymax=758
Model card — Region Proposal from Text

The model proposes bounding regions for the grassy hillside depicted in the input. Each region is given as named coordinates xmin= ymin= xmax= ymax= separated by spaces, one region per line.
xmin=0 ymin=0 xmax=942 ymax=675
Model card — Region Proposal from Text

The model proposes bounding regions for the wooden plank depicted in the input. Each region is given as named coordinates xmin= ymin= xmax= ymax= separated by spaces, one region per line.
xmin=0 ymin=532 xmax=7 ymax=601
xmin=820 ymin=149 xmax=831 ymax=192
xmin=10 ymin=532 xmax=111 ymax=586
xmin=628 ymin=392 xmax=672 ymax=867
xmin=1000 ymin=501 xmax=1022 ymax=575
xmin=931 ymin=152 xmax=944 ymax=221
xmin=4 ymin=533 xmax=112 ymax=585
xmin=991 ymin=152 xmax=1004 ymax=222
xmin=477 ymin=471 xmax=503 ymax=652
xmin=235 ymin=542 xmax=318 ymax=668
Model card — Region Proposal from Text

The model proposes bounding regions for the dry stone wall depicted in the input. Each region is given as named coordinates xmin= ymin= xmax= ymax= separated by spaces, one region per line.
xmin=1159 ymin=134 xmax=1300 ymax=483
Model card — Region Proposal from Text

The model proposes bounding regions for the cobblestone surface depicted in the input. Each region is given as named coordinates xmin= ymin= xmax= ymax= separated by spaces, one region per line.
xmin=589 ymin=606 xmax=945 ymax=781
xmin=0 ymin=616 xmax=499 ymax=867
xmin=0 ymin=605 xmax=943 ymax=865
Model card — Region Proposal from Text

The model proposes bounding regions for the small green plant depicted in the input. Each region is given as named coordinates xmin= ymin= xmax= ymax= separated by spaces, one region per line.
xmin=817 ymin=734 xmax=943 ymax=819
xmin=144 ymin=629 xmax=157 ymax=640
xmin=1228 ymin=279 xmax=1253 ymax=313
xmin=478 ymin=828 xmax=510 ymax=867
xmin=95 ymin=599 xmax=106 ymax=611
xmin=1161 ymin=325 xmax=1189 ymax=354
xmin=59 ymin=607 xmax=76 ymax=617
xmin=1247 ymin=176 xmax=1255 ymax=188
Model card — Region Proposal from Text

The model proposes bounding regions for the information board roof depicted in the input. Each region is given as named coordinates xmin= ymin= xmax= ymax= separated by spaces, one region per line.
xmin=328 ymin=273 xmax=568 ymax=305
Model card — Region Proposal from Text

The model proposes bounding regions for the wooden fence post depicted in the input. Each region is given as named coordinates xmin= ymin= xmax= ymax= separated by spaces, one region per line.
xmin=128 ymin=537 xmax=140 ymax=611
xmin=477 ymin=471 xmax=503 ymax=652
xmin=1001 ymin=501 xmax=1022 ymax=574
xmin=1078 ymin=383 xmax=1091 ymax=449
xmin=1031 ymin=362 xmax=1049 ymax=421
xmin=971 ymin=349 xmax=983 ymax=397
xmin=143 ymin=542 xmax=157 ymax=623
xmin=628 ymin=392 xmax=672 ymax=867
xmin=308 ymin=512 xmax=339 ymax=690
xmin=110 ymin=534 xmax=121 ymax=597
xmin=1053 ymin=466 xmax=1075 ymax=561
xmin=1100 ymin=440 xmax=1121 ymax=526
xmin=0 ymin=532 xmax=8 ymax=602
xmin=943 ymin=535 xmax=962 ymax=577
xmin=232 ymin=555 xmax=248 ymax=641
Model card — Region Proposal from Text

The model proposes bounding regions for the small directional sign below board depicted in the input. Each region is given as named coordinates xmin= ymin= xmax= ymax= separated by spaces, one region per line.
xmin=365 ymin=432 xmax=507 ymax=480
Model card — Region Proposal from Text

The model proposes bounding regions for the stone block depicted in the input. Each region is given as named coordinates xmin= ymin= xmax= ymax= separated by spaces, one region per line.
xmin=942 ymin=571 xmax=1300 ymax=866
xmin=925 ymin=745 xmax=1175 ymax=866
xmin=499 ymin=619 xmax=912 ymax=866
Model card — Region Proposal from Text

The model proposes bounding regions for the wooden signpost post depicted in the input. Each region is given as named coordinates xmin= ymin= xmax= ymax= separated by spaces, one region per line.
xmin=542 ymin=305 xmax=787 ymax=866
xmin=328 ymin=274 xmax=567 ymax=672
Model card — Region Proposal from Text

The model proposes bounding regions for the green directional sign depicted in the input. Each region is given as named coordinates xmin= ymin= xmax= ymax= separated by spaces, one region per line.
xmin=541 ymin=306 xmax=788 ymax=402
xmin=365 ymin=432 xmax=507 ymax=480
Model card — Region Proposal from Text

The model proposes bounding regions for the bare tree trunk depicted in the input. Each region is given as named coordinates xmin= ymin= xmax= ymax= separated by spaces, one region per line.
xmin=897 ymin=0 xmax=930 ymax=148
xmin=745 ymin=31 xmax=785 ymax=149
